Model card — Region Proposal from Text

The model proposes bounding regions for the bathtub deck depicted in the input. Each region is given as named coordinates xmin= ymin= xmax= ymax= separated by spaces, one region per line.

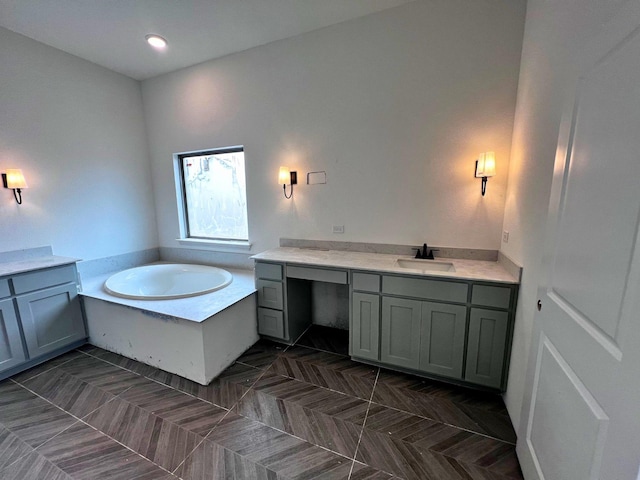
xmin=79 ymin=266 xmax=259 ymax=384
xmin=79 ymin=267 xmax=256 ymax=322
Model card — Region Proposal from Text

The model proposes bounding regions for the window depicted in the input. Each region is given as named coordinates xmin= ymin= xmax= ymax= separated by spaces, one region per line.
xmin=177 ymin=147 xmax=248 ymax=242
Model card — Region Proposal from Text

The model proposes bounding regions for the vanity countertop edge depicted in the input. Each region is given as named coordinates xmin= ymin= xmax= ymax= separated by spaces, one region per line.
xmin=0 ymin=256 xmax=81 ymax=278
xmin=252 ymin=247 xmax=520 ymax=285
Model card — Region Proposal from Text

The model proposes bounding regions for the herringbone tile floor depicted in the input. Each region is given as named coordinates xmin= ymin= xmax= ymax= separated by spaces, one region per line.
xmin=0 ymin=325 xmax=524 ymax=479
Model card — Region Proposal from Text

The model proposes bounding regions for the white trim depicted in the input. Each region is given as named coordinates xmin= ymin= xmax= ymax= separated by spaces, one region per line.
xmin=176 ymin=238 xmax=252 ymax=251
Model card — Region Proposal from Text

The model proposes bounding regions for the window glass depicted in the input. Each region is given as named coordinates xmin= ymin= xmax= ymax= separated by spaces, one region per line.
xmin=179 ymin=147 xmax=248 ymax=241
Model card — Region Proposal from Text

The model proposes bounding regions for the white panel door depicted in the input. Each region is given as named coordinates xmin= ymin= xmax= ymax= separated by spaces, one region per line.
xmin=517 ymin=4 xmax=640 ymax=479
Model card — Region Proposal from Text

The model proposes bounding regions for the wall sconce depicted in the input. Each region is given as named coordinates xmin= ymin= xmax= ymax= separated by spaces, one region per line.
xmin=278 ymin=166 xmax=297 ymax=199
xmin=2 ymin=169 xmax=28 ymax=205
xmin=475 ymin=152 xmax=496 ymax=196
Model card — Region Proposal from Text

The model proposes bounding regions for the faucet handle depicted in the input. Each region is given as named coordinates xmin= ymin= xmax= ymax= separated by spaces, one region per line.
xmin=426 ymin=248 xmax=439 ymax=260
xmin=414 ymin=248 xmax=423 ymax=259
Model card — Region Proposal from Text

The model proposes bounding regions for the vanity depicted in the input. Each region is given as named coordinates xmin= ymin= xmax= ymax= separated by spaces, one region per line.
xmin=253 ymin=246 xmax=519 ymax=391
xmin=0 ymin=251 xmax=87 ymax=381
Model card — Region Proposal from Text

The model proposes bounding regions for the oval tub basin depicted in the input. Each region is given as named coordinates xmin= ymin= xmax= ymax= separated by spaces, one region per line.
xmin=104 ymin=263 xmax=233 ymax=300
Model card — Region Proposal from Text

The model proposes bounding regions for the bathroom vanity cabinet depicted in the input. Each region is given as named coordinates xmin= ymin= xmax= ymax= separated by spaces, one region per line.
xmin=0 ymin=263 xmax=87 ymax=380
xmin=254 ymin=255 xmax=518 ymax=391
xmin=353 ymin=273 xmax=517 ymax=390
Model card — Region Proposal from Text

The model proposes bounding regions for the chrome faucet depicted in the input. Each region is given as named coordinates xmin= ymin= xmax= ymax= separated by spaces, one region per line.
xmin=414 ymin=243 xmax=436 ymax=260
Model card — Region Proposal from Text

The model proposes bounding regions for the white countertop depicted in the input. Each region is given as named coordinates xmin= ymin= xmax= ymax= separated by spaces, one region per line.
xmin=80 ymin=267 xmax=256 ymax=323
xmin=252 ymin=247 xmax=520 ymax=284
xmin=0 ymin=255 xmax=80 ymax=277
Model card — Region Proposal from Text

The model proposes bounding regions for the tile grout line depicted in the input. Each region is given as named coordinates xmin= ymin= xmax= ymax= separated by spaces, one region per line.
xmin=170 ymin=337 xmax=294 ymax=476
xmin=3 ymin=379 xmax=182 ymax=479
xmin=365 ymin=398 xmax=517 ymax=446
xmin=12 ymin=356 xmax=220 ymax=478
xmin=348 ymin=367 xmax=380 ymax=480
xmin=75 ymin=347 xmax=234 ymax=411
xmin=12 ymin=352 xmax=86 ymax=384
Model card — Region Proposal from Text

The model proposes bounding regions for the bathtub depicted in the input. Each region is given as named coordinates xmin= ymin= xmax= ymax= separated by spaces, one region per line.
xmin=104 ymin=263 xmax=233 ymax=300
xmin=81 ymin=263 xmax=258 ymax=385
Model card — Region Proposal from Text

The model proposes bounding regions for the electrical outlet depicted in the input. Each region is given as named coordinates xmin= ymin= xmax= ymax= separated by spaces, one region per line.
xmin=332 ymin=225 xmax=345 ymax=234
xmin=503 ymin=230 xmax=509 ymax=243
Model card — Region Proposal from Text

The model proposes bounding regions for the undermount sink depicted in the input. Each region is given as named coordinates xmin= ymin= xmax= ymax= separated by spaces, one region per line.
xmin=396 ymin=258 xmax=456 ymax=272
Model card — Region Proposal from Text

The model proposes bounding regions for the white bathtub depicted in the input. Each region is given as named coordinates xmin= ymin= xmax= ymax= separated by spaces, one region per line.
xmin=104 ymin=263 xmax=233 ymax=300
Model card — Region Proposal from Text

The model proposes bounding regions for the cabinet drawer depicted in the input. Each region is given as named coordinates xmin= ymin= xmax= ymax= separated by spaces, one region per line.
xmin=352 ymin=273 xmax=380 ymax=292
xmin=255 ymin=262 xmax=283 ymax=281
xmin=258 ymin=308 xmax=285 ymax=339
xmin=286 ymin=266 xmax=348 ymax=284
xmin=471 ymin=285 xmax=512 ymax=309
xmin=382 ymin=276 xmax=467 ymax=303
xmin=0 ymin=279 xmax=9 ymax=299
xmin=12 ymin=265 xmax=76 ymax=295
xmin=256 ymin=279 xmax=284 ymax=310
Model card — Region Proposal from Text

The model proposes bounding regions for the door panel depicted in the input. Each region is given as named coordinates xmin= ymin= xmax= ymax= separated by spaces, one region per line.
xmin=351 ymin=292 xmax=380 ymax=360
xmin=517 ymin=4 xmax=640 ymax=478
xmin=465 ymin=308 xmax=508 ymax=388
xmin=418 ymin=302 xmax=466 ymax=379
xmin=0 ymin=299 xmax=26 ymax=372
xmin=17 ymin=284 xmax=86 ymax=358
xmin=381 ymin=297 xmax=421 ymax=369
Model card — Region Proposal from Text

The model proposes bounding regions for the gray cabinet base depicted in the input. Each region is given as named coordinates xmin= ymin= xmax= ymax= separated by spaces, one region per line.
xmin=0 ymin=337 xmax=87 ymax=382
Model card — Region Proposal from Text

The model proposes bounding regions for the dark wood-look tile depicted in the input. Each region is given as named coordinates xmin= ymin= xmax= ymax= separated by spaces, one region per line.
xmin=372 ymin=378 xmax=516 ymax=443
xmin=117 ymin=378 xmax=228 ymax=436
xmin=376 ymin=368 xmax=509 ymax=414
xmin=0 ymin=382 xmax=77 ymax=448
xmin=36 ymin=422 xmax=176 ymax=479
xmin=0 ymin=425 xmax=36 ymax=470
xmin=0 ymin=449 xmax=73 ymax=480
xmin=81 ymin=345 xmax=262 ymax=408
xmin=175 ymin=440 xmax=279 ymax=480
xmin=296 ymin=325 xmax=350 ymax=356
xmin=80 ymin=347 xmax=166 ymax=378
xmin=83 ymin=396 xmax=202 ymax=472
xmin=236 ymin=371 xmax=367 ymax=457
xmin=236 ymin=338 xmax=286 ymax=369
xmin=350 ymin=462 xmax=396 ymax=479
xmin=22 ymin=368 xmax=115 ymax=419
xmin=146 ymin=362 xmax=263 ymax=408
xmin=195 ymin=413 xmax=354 ymax=479
xmin=54 ymin=354 xmax=149 ymax=395
xmin=360 ymin=404 xmax=522 ymax=479
xmin=10 ymin=350 xmax=87 ymax=384
xmin=273 ymin=345 xmax=378 ymax=399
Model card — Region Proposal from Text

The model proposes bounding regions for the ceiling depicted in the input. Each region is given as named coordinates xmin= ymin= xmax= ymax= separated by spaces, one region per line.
xmin=0 ymin=0 xmax=415 ymax=80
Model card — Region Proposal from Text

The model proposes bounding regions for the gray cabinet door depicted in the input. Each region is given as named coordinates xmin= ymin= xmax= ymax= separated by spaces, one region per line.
xmin=257 ymin=308 xmax=285 ymax=339
xmin=381 ymin=297 xmax=421 ymax=369
xmin=419 ymin=302 xmax=467 ymax=379
xmin=464 ymin=308 xmax=509 ymax=389
xmin=351 ymin=292 xmax=380 ymax=360
xmin=17 ymin=284 xmax=86 ymax=359
xmin=0 ymin=299 xmax=26 ymax=373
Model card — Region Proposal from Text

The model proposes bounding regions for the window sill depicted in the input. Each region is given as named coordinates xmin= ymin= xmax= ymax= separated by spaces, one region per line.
xmin=176 ymin=238 xmax=252 ymax=251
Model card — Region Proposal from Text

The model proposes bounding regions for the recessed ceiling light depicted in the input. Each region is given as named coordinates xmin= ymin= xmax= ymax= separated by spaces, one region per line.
xmin=145 ymin=34 xmax=167 ymax=49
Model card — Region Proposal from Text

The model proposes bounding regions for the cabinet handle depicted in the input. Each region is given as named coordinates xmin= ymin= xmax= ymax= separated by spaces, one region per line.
xmin=537 ymin=300 xmax=542 ymax=311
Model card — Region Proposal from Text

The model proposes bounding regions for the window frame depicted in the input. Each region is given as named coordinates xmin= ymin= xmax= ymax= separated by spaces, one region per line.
xmin=175 ymin=146 xmax=250 ymax=246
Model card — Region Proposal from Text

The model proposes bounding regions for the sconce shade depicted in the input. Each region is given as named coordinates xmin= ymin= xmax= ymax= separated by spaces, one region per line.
xmin=475 ymin=152 xmax=496 ymax=178
xmin=279 ymin=166 xmax=291 ymax=185
xmin=4 ymin=169 xmax=28 ymax=189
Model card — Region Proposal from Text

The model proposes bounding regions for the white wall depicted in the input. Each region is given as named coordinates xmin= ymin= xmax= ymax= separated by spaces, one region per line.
xmin=0 ymin=27 xmax=158 ymax=260
xmin=501 ymin=0 xmax=628 ymax=430
xmin=142 ymin=0 xmax=525 ymax=255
